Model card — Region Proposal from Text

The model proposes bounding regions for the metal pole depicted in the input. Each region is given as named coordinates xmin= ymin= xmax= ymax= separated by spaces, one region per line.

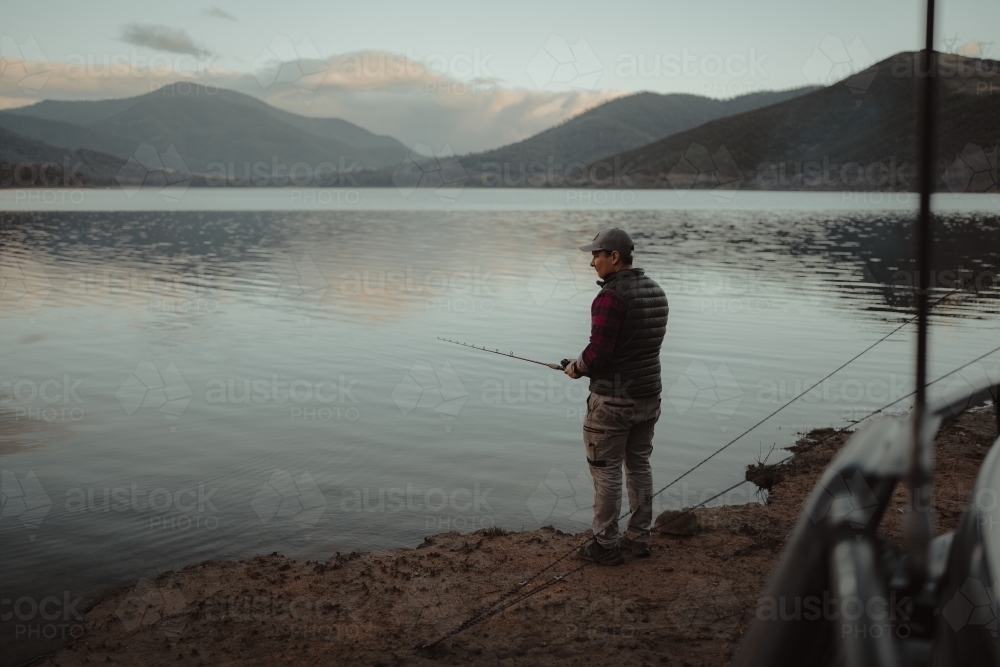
xmin=993 ymin=385 xmax=999 ymax=437
xmin=907 ymin=0 xmax=937 ymax=585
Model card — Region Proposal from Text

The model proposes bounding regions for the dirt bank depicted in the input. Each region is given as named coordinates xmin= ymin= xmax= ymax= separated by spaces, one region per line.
xmin=38 ymin=408 xmax=998 ymax=667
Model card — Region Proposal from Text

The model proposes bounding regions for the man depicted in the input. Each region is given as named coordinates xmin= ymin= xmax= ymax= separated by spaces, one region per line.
xmin=564 ymin=228 xmax=668 ymax=566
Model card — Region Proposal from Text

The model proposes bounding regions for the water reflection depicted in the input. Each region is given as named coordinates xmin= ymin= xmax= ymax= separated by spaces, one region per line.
xmin=0 ymin=203 xmax=998 ymax=667
xmin=2 ymin=209 xmax=998 ymax=324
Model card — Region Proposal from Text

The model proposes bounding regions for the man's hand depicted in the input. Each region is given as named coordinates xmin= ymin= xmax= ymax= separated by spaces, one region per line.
xmin=564 ymin=361 xmax=583 ymax=379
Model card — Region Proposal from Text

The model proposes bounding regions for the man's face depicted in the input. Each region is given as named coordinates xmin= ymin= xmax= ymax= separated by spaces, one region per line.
xmin=590 ymin=250 xmax=619 ymax=279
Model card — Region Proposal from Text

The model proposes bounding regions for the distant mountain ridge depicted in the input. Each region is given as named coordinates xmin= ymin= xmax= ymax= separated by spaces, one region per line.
xmin=458 ymin=86 xmax=819 ymax=176
xmin=593 ymin=52 xmax=1000 ymax=192
xmin=4 ymin=52 xmax=995 ymax=192
xmin=0 ymin=85 xmax=411 ymax=176
xmin=0 ymin=126 xmax=125 ymax=186
xmin=1 ymin=83 xmax=821 ymax=189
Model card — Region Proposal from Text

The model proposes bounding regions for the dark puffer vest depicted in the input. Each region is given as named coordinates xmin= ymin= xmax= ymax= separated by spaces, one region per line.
xmin=588 ymin=268 xmax=669 ymax=399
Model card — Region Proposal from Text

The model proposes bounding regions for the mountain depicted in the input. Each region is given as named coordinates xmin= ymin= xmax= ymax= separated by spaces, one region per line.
xmin=593 ymin=52 xmax=1000 ymax=192
xmin=0 ymin=112 xmax=144 ymax=162
xmin=205 ymin=90 xmax=406 ymax=152
xmin=1 ymin=85 xmax=410 ymax=176
xmin=9 ymin=96 xmax=147 ymax=126
xmin=0 ymin=126 xmax=126 ymax=186
xmin=458 ymin=86 xmax=819 ymax=178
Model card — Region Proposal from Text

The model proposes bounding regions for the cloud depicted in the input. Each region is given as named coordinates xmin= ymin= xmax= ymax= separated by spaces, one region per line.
xmin=203 ymin=6 xmax=237 ymax=22
xmin=0 ymin=50 xmax=622 ymax=154
xmin=120 ymin=24 xmax=210 ymax=56
xmin=0 ymin=61 xmax=224 ymax=110
xmin=255 ymin=79 xmax=619 ymax=154
xmin=238 ymin=50 xmax=622 ymax=152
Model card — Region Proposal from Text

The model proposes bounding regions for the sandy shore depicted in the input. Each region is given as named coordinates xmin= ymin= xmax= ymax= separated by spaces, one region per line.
xmin=36 ymin=408 xmax=997 ymax=667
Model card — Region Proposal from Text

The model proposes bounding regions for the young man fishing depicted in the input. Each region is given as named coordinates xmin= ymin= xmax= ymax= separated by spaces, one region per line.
xmin=563 ymin=228 xmax=669 ymax=566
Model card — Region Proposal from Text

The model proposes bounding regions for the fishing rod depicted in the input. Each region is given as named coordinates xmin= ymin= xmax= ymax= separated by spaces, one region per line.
xmin=420 ymin=343 xmax=1000 ymax=651
xmin=437 ymin=337 xmax=572 ymax=371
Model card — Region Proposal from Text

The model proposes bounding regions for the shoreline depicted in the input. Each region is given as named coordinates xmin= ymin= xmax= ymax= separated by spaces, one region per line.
xmin=0 ymin=182 xmax=963 ymax=192
xmin=31 ymin=407 xmax=998 ymax=667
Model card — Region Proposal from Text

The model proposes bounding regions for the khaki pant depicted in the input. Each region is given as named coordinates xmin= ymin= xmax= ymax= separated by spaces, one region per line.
xmin=583 ymin=392 xmax=661 ymax=548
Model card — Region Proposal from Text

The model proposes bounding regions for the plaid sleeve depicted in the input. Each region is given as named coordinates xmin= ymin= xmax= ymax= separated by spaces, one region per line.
xmin=578 ymin=289 xmax=626 ymax=374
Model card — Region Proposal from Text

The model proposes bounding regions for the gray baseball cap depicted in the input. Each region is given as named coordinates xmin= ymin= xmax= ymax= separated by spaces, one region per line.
xmin=579 ymin=228 xmax=634 ymax=254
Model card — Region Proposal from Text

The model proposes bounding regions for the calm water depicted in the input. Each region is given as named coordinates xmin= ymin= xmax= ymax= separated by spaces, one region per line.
xmin=1 ymin=189 xmax=998 ymax=662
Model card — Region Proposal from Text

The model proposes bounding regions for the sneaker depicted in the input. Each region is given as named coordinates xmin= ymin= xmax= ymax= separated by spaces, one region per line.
xmin=575 ymin=539 xmax=625 ymax=566
xmin=619 ymin=535 xmax=651 ymax=558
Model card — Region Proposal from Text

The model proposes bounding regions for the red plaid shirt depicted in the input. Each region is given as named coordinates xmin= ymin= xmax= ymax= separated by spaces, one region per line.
xmin=577 ymin=289 xmax=626 ymax=374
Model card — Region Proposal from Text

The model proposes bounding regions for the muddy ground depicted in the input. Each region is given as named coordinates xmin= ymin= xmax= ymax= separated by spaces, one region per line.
xmin=36 ymin=407 xmax=998 ymax=667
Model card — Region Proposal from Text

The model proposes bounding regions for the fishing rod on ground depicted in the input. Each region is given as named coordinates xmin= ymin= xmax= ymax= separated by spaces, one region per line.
xmin=418 ymin=468 xmax=779 ymax=650
xmin=419 ymin=343 xmax=1000 ymax=651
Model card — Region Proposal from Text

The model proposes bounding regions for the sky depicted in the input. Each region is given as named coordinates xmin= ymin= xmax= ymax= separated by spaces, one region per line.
xmin=2 ymin=0 xmax=998 ymax=153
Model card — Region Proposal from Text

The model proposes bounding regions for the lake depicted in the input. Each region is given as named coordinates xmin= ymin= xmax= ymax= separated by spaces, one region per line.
xmin=1 ymin=188 xmax=998 ymax=663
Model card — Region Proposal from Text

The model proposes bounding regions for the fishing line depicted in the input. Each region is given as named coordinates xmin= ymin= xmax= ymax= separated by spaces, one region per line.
xmin=422 ymin=261 xmax=999 ymax=649
xmin=633 ymin=258 xmax=1000 ymax=510
xmin=420 ymin=470 xmax=781 ymax=649
xmin=421 ymin=340 xmax=999 ymax=649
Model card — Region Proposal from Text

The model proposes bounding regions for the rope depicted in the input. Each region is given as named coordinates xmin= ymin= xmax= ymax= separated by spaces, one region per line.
xmin=423 ymin=343 xmax=1000 ymax=649
xmin=418 ymin=260 xmax=1000 ymax=649
xmin=421 ymin=336 xmax=998 ymax=649
xmin=420 ymin=472 xmax=778 ymax=649
xmin=847 ymin=343 xmax=1000 ymax=424
xmin=629 ymin=258 xmax=1000 ymax=512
